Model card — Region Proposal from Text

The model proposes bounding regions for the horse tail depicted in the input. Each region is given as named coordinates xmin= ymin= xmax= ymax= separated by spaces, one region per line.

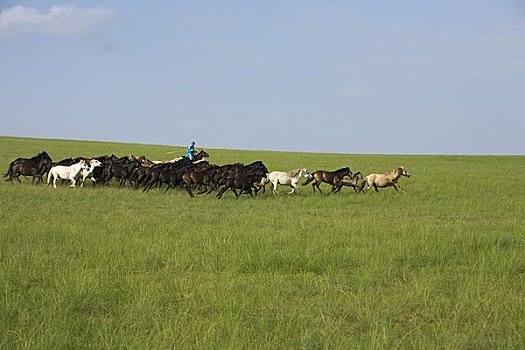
xmin=3 ymin=164 xmax=14 ymax=180
xmin=47 ymin=171 xmax=52 ymax=185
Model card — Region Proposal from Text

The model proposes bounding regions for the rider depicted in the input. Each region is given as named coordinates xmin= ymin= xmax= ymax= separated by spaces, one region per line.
xmin=186 ymin=141 xmax=196 ymax=161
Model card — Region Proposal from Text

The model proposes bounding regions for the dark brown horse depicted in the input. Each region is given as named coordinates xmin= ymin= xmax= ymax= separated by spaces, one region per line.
xmin=162 ymin=149 xmax=210 ymax=163
xmin=4 ymin=151 xmax=52 ymax=184
xmin=302 ymin=167 xmax=351 ymax=194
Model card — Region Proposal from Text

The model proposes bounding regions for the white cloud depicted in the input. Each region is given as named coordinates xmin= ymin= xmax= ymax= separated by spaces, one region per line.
xmin=0 ymin=5 xmax=115 ymax=38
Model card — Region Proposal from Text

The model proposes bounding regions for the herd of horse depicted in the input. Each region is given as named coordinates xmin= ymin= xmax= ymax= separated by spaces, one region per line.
xmin=3 ymin=150 xmax=411 ymax=198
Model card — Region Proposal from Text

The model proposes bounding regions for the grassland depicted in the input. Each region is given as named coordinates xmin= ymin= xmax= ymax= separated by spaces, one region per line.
xmin=1 ymin=136 xmax=524 ymax=349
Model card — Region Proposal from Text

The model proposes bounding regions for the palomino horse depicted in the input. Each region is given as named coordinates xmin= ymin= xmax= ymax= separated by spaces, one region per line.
xmin=267 ymin=168 xmax=310 ymax=194
xmin=358 ymin=166 xmax=411 ymax=193
xmin=47 ymin=160 xmax=89 ymax=188
xmin=302 ymin=167 xmax=351 ymax=194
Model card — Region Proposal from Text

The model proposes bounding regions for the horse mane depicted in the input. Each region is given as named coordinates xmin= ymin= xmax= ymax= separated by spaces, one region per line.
xmin=334 ymin=167 xmax=350 ymax=174
xmin=385 ymin=167 xmax=403 ymax=179
xmin=288 ymin=168 xmax=303 ymax=177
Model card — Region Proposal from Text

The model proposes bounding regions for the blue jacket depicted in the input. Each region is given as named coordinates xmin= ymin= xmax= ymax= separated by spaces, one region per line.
xmin=186 ymin=144 xmax=195 ymax=160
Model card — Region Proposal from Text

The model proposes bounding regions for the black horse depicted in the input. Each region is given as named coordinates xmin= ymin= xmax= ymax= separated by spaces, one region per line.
xmin=4 ymin=151 xmax=53 ymax=184
xmin=216 ymin=161 xmax=268 ymax=199
xmin=102 ymin=155 xmax=141 ymax=186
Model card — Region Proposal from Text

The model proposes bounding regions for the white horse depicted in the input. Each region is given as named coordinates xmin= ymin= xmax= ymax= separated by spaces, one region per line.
xmin=80 ymin=159 xmax=102 ymax=187
xmin=47 ymin=160 xmax=89 ymax=189
xmin=267 ymin=168 xmax=310 ymax=194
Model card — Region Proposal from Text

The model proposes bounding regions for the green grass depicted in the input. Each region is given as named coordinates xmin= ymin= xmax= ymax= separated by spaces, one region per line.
xmin=1 ymin=136 xmax=524 ymax=349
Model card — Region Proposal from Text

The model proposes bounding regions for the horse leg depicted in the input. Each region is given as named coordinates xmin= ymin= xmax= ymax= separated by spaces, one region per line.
xmin=217 ymin=186 xmax=228 ymax=199
xmin=143 ymin=178 xmax=154 ymax=192
xmin=315 ymin=182 xmax=323 ymax=193
xmin=70 ymin=178 xmax=76 ymax=188
xmin=186 ymin=184 xmax=195 ymax=197
xmin=332 ymin=181 xmax=343 ymax=194
xmin=272 ymin=181 xmax=278 ymax=195
xmin=394 ymin=183 xmax=406 ymax=194
xmin=373 ymin=184 xmax=379 ymax=192
xmin=197 ymin=187 xmax=208 ymax=195
xmin=34 ymin=174 xmax=43 ymax=184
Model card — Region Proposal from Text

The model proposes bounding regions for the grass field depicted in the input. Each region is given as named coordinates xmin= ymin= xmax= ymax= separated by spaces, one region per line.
xmin=1 ymin=136 xmax=524 ymax=349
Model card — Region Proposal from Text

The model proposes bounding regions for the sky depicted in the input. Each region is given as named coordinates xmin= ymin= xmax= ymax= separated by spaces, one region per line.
xmin=1 ymin=1 xmax=524 ymax=155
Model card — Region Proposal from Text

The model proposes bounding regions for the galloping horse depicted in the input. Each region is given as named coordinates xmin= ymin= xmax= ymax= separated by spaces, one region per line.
xmin=302 ymin=167 xmax=351 ymax=194
xmin=358 ymin=166 xmax=411 ymax=193
xmin=47 ymin=160 xmax=89 ymax=188
xmin=164 ymin=150 xmax=210 ymax=163
xmin=267 ymin=168 xmax=310 ymax=194
xmin=4 ymin=151 xmax=52 ymax=184
xmin=340 ymin=171 xmax=364 ymax=193
xmin=80 ymin=159 xmax=102 ymax=187
xmin=181 ymin=162 xmax=217 ymax=197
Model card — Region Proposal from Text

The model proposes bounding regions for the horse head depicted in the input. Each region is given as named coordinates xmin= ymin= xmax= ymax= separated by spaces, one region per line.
xmin=91 ymin=159 xmax=102 ymax=168
xmin=398 ymin=166 xmax=410 ymax=178
xmin=41 ymin=151 xmax=52 ymax=161
xmin=81 ymin=160 xmax=90 ymax=171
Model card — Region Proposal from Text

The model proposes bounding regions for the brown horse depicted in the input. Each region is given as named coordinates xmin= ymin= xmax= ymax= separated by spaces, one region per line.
xmin=132 ymin=155 xmax=156 ymax=167
xmin=181 ymin=162 xmax=217 ymax=197
xmin=302 ymin=167 xmax=351 ymax=194
xmin=358 ymin=166 xmax=411 ymax=193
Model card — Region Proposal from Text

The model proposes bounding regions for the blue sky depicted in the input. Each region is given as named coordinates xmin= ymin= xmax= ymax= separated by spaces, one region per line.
xmin=1 ymin=1 xmax=524 ymax=154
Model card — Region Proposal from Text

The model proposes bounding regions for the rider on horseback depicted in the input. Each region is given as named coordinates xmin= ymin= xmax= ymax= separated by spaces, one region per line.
xmin=186 ymin=141 xmax=196 ymax=161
